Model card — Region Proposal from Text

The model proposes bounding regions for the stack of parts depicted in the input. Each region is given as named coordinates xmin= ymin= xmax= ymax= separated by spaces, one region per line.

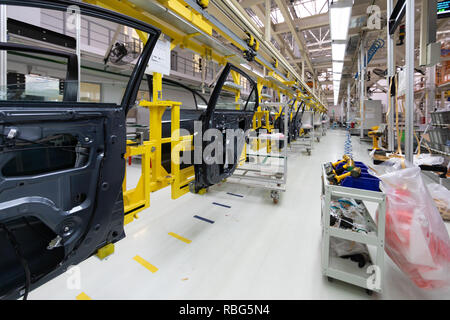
xmin=378 ymin=167 xmax=450 ymax=289
xmin=329 ymin=199 xmax=371 ymax=268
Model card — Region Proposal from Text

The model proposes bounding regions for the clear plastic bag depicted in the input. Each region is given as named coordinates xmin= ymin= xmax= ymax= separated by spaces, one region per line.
xmin=329 ymin=199 xmax=369 ymax=233
xmin=414 ymin=154 xmax=444 ymax=166
xmin=427 ymin=183 xmax=450 ymax=221
xmin=331 ymin=237 xmax=369 ymax=257
xmin=378 ymin=167 xmax=450 ymax=289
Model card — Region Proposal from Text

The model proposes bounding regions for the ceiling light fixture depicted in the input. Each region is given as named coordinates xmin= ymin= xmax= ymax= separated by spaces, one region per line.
xmin=329 ymin=0 xmax=353 ymax=106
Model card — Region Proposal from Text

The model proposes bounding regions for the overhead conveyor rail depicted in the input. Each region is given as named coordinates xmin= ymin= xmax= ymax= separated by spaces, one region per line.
xmin=83 ymin=0 xmax=327 ymax=113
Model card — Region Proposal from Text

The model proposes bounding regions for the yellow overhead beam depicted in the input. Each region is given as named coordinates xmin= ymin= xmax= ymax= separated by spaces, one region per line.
xmin=84 ymin=0 xmax=224 ymax=62
xmin=84 ymin=0 xmax=325 ymax=110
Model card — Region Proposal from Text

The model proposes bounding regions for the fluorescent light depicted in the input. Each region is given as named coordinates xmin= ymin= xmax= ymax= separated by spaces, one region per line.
xmin=333 ymin=62 xmax=344 ymax=73
xmin=331 ymin=42 xmax=346 ymax=62
xmin=329 ymin=5 xmax=352 ymax=41
xmin=333 ymin=73 xmax=342 ymax=81
xmin=240 ymin=63 xmax=251 ymax=70
xmin=329 ymin=0 xmax=353 ymax=106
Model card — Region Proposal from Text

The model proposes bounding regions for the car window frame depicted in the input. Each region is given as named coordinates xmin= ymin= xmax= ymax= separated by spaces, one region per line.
xmin=0 ymin=0 xmax=161 ymax=113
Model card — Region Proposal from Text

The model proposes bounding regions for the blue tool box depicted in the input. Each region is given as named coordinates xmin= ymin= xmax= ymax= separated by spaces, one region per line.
xmin=336 ymin=161 xmax=381 ymax=192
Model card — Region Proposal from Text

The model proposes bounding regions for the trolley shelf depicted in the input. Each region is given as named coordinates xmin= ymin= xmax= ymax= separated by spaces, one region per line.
xmin=321 ymin=163 xmax=386 ymax=294
xmin=227 ymin=101 xmax=289 ymax=204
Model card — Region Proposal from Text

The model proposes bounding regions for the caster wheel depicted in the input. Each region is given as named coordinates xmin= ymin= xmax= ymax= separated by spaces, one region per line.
xmin=271 ymin=190 xmax=279 ymax=204
xmin=327 ymin=277 xmax=333 ymax=282
xmin=366 ymin=289 xmax=373 ymax=296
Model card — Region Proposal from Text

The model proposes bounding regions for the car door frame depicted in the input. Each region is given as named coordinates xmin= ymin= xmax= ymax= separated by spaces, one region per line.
xmin=193 ymin=63 xmax=258 ymax=191
xmin=0 ymin=0 xmax=160 ymax=300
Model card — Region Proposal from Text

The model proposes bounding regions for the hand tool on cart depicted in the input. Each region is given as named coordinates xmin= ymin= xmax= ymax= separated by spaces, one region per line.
xmin=325 ymin=155 xmax=362 ymax=185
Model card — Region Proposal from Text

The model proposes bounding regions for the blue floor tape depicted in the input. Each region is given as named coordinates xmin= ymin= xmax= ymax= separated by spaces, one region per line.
xmin=193 ymin=215 xmax=215 ymax=224
xmin=226 ymin=192 xmax=244 ymax=198
xmin=212 ymin=202 xmax=231 ymax=208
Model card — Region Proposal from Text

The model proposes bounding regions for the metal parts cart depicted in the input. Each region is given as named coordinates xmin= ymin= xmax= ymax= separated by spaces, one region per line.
xmin=227 ymin=102 xmax=288 ymax=204
xmin=322 ymin=115 xmax=329 ymax=136
xmin=290 ymin=110 xmax=314 ymax=155
xmin=314 ymin=112 xmax=323 ymax=142
xmin=321 ymin=164 xmax=386 ymax=295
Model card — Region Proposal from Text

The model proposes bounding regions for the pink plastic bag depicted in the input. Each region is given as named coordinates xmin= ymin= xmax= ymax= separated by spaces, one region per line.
xmin=378 ymin=167 xmax=450 ymax=289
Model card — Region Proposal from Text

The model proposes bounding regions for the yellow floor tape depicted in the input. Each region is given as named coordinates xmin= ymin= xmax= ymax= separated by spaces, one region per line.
xmin=76 ymin=292 xmax=92 ymax=300
xmin=133 ymin=255 xmax=159 ymax=273
xmin=168 ymin=232 xmax=192 ymax=244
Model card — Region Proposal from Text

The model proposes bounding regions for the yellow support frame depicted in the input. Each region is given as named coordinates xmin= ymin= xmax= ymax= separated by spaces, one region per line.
xmin=230 ymin=70 xmax=241 ymax=110
xmin=122 ymin=73 xmax=195 ymax=225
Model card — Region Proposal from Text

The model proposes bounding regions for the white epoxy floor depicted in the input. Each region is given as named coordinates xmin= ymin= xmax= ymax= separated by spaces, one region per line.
xmin=29 ymin=129 xmax=450 ymax=300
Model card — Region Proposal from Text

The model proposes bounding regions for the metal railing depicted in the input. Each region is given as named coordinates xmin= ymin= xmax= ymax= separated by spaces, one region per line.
xmin=171 ymin=54 xmax=215 ymax=80
xmin=41 ymin=10 xmax=142 ymax=51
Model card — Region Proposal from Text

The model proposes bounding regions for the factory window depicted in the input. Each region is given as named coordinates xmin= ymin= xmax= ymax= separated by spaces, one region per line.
xmin=171 ymin=51 xmax=178 ymax=71
xmin=245 ymin=8 xmax=264 ymax=28
xmin=292 ymin=0 xmax=329 ymax=18
xmin=1 ymin=6 xmax=149 ymax=105
xmin=270 ymin=8 xmax=285 ymax=24
xmin=193 ymin=54 xmax=202 ymax=74
xmin=215 ymin=72 xmax=257 ymax=111
xmin=80 ymin=82 xmax=101 ymax=102
xmin=1 ymin=72 xmax=64 ymax=102
xmin=136 ymin=90 xmax=150 ymax=102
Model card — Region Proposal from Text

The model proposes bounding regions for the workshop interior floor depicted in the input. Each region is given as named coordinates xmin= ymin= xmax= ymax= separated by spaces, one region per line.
xmin=29 ymin=129 xmax=450 ymax=300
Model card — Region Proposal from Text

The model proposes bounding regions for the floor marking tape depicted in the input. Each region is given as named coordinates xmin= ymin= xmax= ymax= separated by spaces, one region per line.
xmin=193 ymin=215 xmax=215 ymax=224
xmin=226 ymin=192 xmax=244 ymax=198
xmin=213 ymin=202 xmax=231 ymax=208
xmin=168 ymin=232 xmax=192 ymax=244
xmin=76 ymin=292 xmax=92 ymax=300
xmin=133 ymin=255 xmax=159 ymax=273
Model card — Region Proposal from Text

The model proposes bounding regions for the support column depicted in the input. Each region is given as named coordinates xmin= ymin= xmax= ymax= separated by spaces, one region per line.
xmin=360 ymin=37 xmax=366 ymax=139
xmin=425 ymin=66 xmax=436 ymax=122
xmin=405 ymin=0 xmax=415 ymax=163
xmin=347 ymin=82 xmax=351 ymax=127
xmin=302 ymin=60 xmax=305 ymax=82
xmin=0 ymin=5 xmax=7 ymax=100
xmin=75 ymin=8 xmax=81 ymax=101
xmin=386 ymin=0 xmax=396 ymax=151
xmin=264 ymin=0 xmax=271 ymax=42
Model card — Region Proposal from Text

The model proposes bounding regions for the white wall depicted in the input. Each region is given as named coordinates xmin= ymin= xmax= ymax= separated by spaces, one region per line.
xmin=370 ymin=79 xmax=388 ymax=113
xmin=328 ymin=105 xmax=343 ymax=121
xmin=7 ymin=6 xmax=41 ymax=26
xmin=102 ymin=83 xmax=126 ymax=105
xmin=134 ymin=83 xmax=205 ymax=126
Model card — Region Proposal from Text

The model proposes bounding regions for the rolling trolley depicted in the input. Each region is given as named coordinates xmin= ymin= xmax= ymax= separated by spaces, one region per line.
xmin=227 ymin=102 xmax=289 ymax=204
